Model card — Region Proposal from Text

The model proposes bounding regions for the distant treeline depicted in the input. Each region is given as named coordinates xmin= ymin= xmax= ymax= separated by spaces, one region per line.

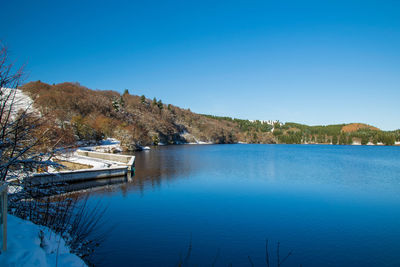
xmin=202 ymin=115 xmax=273 ymax=132
xmin=273 ymin=122 xmax=400 ymax=145
xmin=201 ymin=115 xmax=400 ymax=146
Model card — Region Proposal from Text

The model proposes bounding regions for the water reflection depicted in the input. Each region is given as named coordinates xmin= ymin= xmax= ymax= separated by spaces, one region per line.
xmin=123 ymin=145 xmax=212 ymax=192
xmin=79 ymin=144 xmax=400 ymax=267
xmin=91 ymin=144 xmax=400 ymax=197
xmin=61 ymin=176 xmax=129 ymax=193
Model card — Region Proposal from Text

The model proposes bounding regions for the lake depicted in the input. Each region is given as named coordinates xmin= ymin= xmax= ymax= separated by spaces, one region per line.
xmin=86 ymin=144 xmax=400 ymax=266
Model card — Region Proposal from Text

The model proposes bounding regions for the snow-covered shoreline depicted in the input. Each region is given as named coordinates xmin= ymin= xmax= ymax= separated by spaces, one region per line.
xmin=0 ymin=215 xmax=86 ymax=267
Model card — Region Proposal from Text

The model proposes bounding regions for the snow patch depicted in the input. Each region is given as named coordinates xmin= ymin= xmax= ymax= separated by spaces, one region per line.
xmin=180 ymin=131 xmax=212 ymax=144
xmin=0 ymin=215 xmax=86 ymax=267
xmin=186 ymin=142 xmax=213 ymax=145
xmin=0 ymin=88 xmax=38 ymax=119
xmin=80 ymin=138 xmax=122 ymax=153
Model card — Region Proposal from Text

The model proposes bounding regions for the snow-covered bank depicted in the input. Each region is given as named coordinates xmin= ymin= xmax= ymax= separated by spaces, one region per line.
xmin=0 ymin=215 xmax=86 ymax=267
xmin=79 ymin=138 xmax=122 ymax=153
xmin=180 ymin=131 xmax=213 ymax=145
xmin=187 ymin=141 xmax=213 ymax=145
xmin=0 ymin=88 xmax=38 ymax=119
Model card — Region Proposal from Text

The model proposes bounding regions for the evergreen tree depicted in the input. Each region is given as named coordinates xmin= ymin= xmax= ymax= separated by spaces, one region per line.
xmin=152 ymin=97 xmax=157 ymax=106
xmin=123 ymin=89 xmax=129 ymax=95
xmin=332 ymin=135 xmax=338 ymax=145
xmin=383 ymin=135 xmax=395 ymax=145
xmin=361 ymin=135 xmax=369 ymax=145
xmin=339 ymin=134 xmax=346 ymax=145
xmin=140 ymin=95 xmax=146 ymax=104
xmin=112 ymin=97 xmax=120 ymax=112
xmin=347 ymin=136 xmax=353 ymax=145
xmin=273 ymin=122 xmax=281 ymax=129
xmin=253 ymin=132 xmax=258 ymax=142
xmin=157 ymin=100 xmax=163 ymax=109
xmin=372 ymin=136 xmax=378 ymax=145
xmin=119 ymin=96 xmax=125 ymax=108
xmin=317 ymin=134 xmax=325 ymax=143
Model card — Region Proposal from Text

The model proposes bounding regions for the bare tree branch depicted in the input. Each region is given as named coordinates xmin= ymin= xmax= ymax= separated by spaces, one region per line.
xmin=0 ymin=42 xmax=56 ymax=181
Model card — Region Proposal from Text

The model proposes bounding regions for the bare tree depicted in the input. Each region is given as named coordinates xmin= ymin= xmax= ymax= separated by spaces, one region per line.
xmin=0 ymin=44 xmax=109 ymax=265
xmin=0 ymin=43 xmax=57 ymax=182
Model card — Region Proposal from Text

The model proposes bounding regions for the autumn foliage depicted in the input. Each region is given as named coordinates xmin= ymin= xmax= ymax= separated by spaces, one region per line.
xmin=21 ymin=81 xmax=242 ymax=149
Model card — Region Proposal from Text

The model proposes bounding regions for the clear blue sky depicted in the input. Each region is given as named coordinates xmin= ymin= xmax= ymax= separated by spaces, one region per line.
xmin=3 ymin=0 xmax=400 ymax=130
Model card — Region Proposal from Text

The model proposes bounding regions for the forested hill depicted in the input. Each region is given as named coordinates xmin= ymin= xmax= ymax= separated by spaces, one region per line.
xmin=22 ymin=81 xmax=274 ymax=150
xmin=203 ymin=115 xmax=400 ymax=145
xmin=21 ymin=81 xmax=399 ymax=150
xmin=272 ymin=122 xmax=399 ymax=145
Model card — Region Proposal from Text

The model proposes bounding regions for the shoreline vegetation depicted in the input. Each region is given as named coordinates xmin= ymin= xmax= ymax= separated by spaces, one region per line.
xmin=20 ymin=81 xmax=399 ymax=152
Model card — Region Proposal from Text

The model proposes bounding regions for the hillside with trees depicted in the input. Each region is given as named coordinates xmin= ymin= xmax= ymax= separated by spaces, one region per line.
xmin=272 ymin=122 xmax=399 ymax=145
xmin=21 ymin=81 xmax=242 ymax=150
xmin=21 ymin=81 xmax=399 ymax=149
xmin=204 ymin=115 xmax=400 ymax=146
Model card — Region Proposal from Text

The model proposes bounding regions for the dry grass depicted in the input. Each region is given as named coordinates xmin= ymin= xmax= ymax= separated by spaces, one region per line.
xmin=55 ymin=160 xmax=93 ymax=170
xmin=341 ymin=123 xmax=380 ymax=133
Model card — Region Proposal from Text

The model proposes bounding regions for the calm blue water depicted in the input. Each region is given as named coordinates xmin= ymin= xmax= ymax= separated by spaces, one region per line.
xmin=88 ymin=144 xmax=400 ymax=266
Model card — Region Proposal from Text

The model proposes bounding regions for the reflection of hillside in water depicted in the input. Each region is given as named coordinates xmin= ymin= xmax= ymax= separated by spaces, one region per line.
xmin=77 ymin=145 xmax=204 ymax=197
xmin=124 ymin=146 xmax=200 ymax=193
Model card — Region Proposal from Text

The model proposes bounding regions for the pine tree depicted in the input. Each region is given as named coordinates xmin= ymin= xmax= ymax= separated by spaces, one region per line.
xmin=339 ymin=134 xmax=346 ymax=145
xmin=347 ymin=136 xmax=353 ymax=145
xmin=112 ymin=97 xmax=120 ymax=112
xmin=383 ymin=135 xmax=395 ymax=145
xmin=361 ymin=135 xmax=369 ymax=145
xmin=157 ymin=100 xmax=163 ymax=109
